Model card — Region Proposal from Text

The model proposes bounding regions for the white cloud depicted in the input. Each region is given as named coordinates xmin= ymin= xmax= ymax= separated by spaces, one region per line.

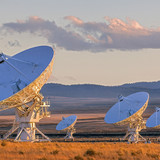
xmin=64 ymin=16 xmax=83 ymax=25
xmin=2 ymin=16 xmax=160 ymax=52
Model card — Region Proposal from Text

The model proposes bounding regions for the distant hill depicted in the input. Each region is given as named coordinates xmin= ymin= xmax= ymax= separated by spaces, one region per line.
xmin=41 ymin=81 xmax=160 ymax=98
xmin=121 ymin=81 xmax=160 ymax=89
xmin=1 ymin=81 xmax=160 ymax=115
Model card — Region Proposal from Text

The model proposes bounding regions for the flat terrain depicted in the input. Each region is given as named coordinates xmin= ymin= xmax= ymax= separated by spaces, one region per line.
xmin=0 ymin=113 xmax=158 ymax=136
xmin=0 ymin=113 xmax=126 ymax=136
xmin=0 ymin=96 xmax=160 ymax=160
xmin=0 ymin=96 xmax=160 ymax=137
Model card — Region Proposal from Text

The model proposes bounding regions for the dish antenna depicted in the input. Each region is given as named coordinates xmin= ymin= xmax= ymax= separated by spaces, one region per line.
xmin=0 ymin=46 xmax=54 ymax=142
xmin=56 ymin=115 xmax=77 ymax=141
xmin=146 ymin=107 xmax=160 ymax=129
xmin=104 ymin=92 xmax=149 ymax=143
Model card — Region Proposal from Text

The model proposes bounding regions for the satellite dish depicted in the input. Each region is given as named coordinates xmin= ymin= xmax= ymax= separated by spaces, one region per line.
xmin=146 ymin=107 xmax=160 ymax=128
xmin=0 ymin=46 xmax=54 ymax=142
xmin=104 ymin=92 xmax=149 ymax=143
xmin=56 ymin=115 xmax=77 ymax=141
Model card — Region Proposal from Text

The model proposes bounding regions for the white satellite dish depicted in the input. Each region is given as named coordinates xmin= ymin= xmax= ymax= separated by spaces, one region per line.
xmin=56 ymin=115 xmax=77 ymax=141
xmin=104 ymin=92 xmax=149 ymax=143
xmin=146 ymin=107 xmax=160 ymax=128
xmin=0 ymin=46 xmax=54 ymax=142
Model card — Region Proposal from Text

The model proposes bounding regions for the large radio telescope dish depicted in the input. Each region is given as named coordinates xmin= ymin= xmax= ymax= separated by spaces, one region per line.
xmin=104 ymin=92 xmax=149 ymax=143
xmin=146 ymin=107 xmax=160 ymax=128
xmin=0 ymin=46 xmax=54 ymax=111
xmin=0 ymin=46 xmax=54 ymax=142
xmin=56 ymin=115 xmax=77 ymax=141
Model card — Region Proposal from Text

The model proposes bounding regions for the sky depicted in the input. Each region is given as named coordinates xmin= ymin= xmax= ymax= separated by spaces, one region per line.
xmin=1 ymin=0 xmax=160 ymax=86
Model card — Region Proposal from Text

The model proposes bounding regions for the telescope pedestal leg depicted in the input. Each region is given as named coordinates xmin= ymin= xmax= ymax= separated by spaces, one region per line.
xmin=122 ymin=125 xmax=146 ymax=143
xmin=64 ymin=127 xmax=76 ymax=141
xmin=3 ymin=98 xmax=51 ymax=142
xmin=13 ymin=122 xmax=51 ymax=142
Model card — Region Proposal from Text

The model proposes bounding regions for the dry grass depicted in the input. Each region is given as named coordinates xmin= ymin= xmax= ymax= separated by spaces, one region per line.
xmin=0 ymin=141 xmax=160 ymax=160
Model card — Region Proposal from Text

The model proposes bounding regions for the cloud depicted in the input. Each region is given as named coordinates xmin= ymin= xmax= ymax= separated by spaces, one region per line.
xmin=3 ymin=16 xmax=160 ymax=52
xmin=64 ymin=16 xmax=83 ymax=25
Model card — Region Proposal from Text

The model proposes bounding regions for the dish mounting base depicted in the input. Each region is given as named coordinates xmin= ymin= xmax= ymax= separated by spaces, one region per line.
xmin=3 ymin=95 xmax=51 ymax=142
xmin=64 ymin=127 xmax=76 ymax=141
xmin=121 ymin=116 xmax=146 ymax=143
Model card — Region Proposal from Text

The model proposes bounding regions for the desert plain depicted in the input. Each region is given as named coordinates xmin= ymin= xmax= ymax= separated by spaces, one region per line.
xmin=0 ymin=96 xmax=160 ymax=160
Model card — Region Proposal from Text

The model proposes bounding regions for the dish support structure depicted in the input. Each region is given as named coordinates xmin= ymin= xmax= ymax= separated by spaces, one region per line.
xmin=64 ymin=126 xmax=76 ymax=141
xmin=3 ymin=94 xmax=51 ymax=142
xmin=121 ymin=116 xmax=146 ymax=143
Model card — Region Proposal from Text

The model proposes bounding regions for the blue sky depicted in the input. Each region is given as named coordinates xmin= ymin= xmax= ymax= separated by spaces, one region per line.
xmin=1 ymin=0 xmax=160 ymax=85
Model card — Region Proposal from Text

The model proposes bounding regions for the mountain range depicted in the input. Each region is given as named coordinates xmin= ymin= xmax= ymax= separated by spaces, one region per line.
xmin=1 ymin=81 xmax=160 ymax=115
xmin=41 ymin=81 xmax=160 ymax=98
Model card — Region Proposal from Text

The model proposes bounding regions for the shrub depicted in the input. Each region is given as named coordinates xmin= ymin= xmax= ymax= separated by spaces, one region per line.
xmin=74 ymin=155 xmax=84 ymax=160
xmin=131 ymin=149 xmax=142 ymax=156
xmin=19 ymin=151 xmax=24 ymax=155
xmin=84 ymin=148 xmax=96 ymax=156
xmin=50 ymin=149 xmax=59 ymax=155
xmin=118 ymin=157 xmax=126 ymax=160
xmin=87 ymin=158 xmax=94 ymax=160
xmin=117 ymin=148 xmax=128 ymax=157
xmin=38 ymin=157 xmax=47 ymax=160
xmin=1 ymin=141 xmax=7 ymax=147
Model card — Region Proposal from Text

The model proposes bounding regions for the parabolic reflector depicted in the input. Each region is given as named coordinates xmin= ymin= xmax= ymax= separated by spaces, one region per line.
xmin=104 ymin=92 xmax=149 ymax=125
xmin=146 ymin=108 xmax=160 ymax=128
xmin=56 ymin=115 xmax=77 ymax=131
xmin=0 ymin=46 xmax=54 ymax=111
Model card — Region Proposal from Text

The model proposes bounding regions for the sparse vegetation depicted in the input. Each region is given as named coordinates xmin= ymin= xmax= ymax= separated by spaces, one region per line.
xmin=74 ymin=155 xmax=84 ymax=160
xmin=118 ymin=157 xmax=126 ymax=160
xmin=1 ymin=141 xmax=7 ymax=147
xmin=87 ymin=158 xmax=94 ymax=160
xmin=146 ymin=153 xmax=159 ymax=159
xmin=84 ymin=148 xmax=96 ymax=156
xmin=131 ymin=149 xmax=142 ymax=156
xmin=50 ymin=149 xmax=59 ymax=155
xmin=18 ymin=151 xmax=24 ymax=155
xmin=0 ymin=141 xmax=160 ymax=160
xmin=38 ymin=158 xmax=47 ymax=160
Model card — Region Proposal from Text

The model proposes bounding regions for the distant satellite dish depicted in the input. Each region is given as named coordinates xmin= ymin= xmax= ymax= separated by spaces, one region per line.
xmin=146 ymin=107 xmax=160 ymax=128
xmin=104 ymin=92 xmax=149 ymax=143
xmin=0 ymin=46 xmax=54 ymax=142
xmin=56 ymin=115 xmax=77 ymax=141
